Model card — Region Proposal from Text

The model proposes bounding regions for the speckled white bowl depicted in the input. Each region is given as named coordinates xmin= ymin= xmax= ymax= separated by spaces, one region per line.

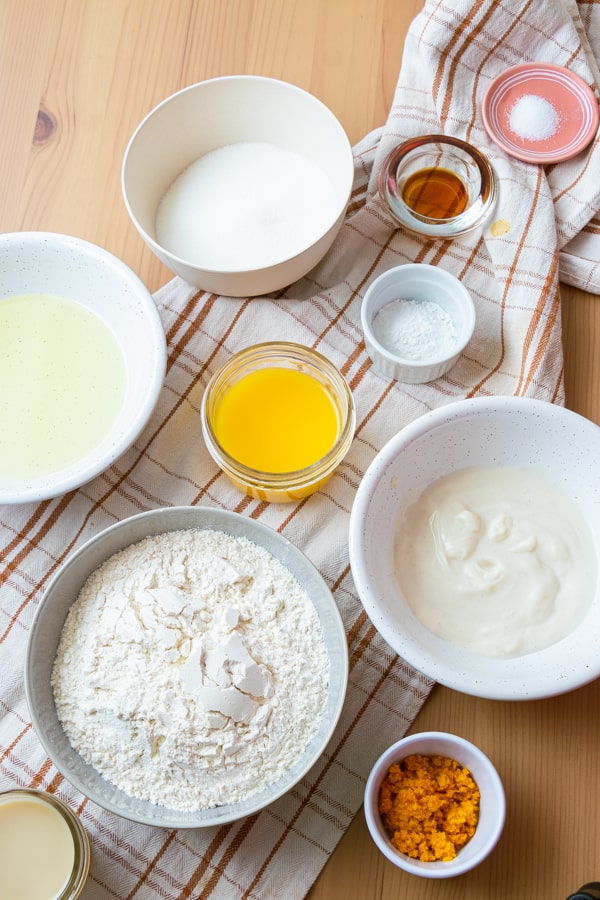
xmin=364 ymin=731 xmax=505 ymax=878
xmin=0 ymin=232 xmax=166 ymax=504
xmin=349 ymin=396 xmax=600 ymax=700
xmin=361 ymin=264 xmax=475 ymax=384
xmin=25 ymin=506 xmax=348 ymax=828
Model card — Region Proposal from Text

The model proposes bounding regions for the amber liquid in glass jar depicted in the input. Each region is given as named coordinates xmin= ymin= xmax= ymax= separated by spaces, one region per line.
xmin=401 ymin=167 xmax=468 ymax=219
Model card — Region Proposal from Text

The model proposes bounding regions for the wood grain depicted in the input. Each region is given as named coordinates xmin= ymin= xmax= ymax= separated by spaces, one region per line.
xmin=1 ymin=3 xmax=599 ymax=899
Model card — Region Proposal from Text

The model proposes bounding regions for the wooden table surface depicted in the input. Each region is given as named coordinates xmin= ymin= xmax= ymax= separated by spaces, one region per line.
xmin=2 ymin=3 xmax=599 ymax=899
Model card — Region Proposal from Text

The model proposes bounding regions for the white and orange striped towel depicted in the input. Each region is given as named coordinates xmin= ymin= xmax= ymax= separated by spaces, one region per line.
xmin=1 ymin=1 xmax=599 ymax=897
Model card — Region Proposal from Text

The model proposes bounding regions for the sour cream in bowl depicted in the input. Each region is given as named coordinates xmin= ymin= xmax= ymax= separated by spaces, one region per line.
xmin=349 ymin=396 xmax=600 ymax=700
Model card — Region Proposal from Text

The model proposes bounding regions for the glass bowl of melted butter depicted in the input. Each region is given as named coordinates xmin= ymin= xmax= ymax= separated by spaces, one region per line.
xmin=378 ymin=135 xmax=498 ymax=238
xmin=201 ymin=341 xmax=355 ymax=503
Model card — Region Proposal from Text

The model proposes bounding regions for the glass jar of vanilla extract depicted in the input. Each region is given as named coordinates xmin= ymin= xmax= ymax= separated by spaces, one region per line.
xmin=378 ymin=134 xmax=497 ymax=238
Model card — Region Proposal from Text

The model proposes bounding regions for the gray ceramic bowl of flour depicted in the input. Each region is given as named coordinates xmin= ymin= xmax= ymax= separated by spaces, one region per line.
xmin=25 ymin=506 xmax=348 ymax=828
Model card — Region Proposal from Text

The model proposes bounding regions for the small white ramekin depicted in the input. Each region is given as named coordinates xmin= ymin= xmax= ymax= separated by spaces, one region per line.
xmin=364 ymin=731 xmax=505 ymax=879
xmin=360 ymin=263 xmax=475 ymax=384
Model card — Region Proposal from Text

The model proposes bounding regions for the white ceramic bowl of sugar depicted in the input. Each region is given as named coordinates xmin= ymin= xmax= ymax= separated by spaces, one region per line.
xmin=349 ymin=396 xmax=600 ymax=700
xmin=0 ymin=232 xmax=166 ymax=504
xmin=122 ymin=75 xmax=354 ymax=297
xmin=360 ymin=263 xmax=476 ymax=383
xmin=25 ymin=506 xmax=348 ymax=828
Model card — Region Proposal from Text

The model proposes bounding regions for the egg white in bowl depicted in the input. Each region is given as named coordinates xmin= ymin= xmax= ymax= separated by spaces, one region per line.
xmin=0 ymin=231 xmax=166 ymax=504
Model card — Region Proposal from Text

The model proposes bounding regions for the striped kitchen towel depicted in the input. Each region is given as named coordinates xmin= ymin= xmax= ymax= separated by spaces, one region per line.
xmin=1 ymin=1 xmax=599 ymax=898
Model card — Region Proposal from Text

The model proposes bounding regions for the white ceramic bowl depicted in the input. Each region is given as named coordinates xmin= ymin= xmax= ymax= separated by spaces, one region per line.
xmin=25 ymin=506 xmax=348 ymax=828
xmin=122 ymin=75 xmax=354 ymax=296
xmin=349 ymin=396 xmax=600 ymax=700
xmin=361 ymin=264 xmax=475 ymax=383
xmin=364 ymin=731 xmax=505 ymax=878
xmin=0 ymin=232 xmax=166 ymax=504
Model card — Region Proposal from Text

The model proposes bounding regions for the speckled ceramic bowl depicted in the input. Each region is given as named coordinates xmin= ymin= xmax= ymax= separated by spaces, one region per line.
xmin=364 ymin=731 xmax=505 ymax=878
xmin=0 ymin=232 xmax=166 ymax=504
xmin=25 ymin=506 xmax=348 ymax=828
xmin=0 ymin=788 xmax=90 ymax=898
xmin=349 ymin=396 xmax=600 ymax=700
xmin=378 ymin=135 xmax=497 ymax=238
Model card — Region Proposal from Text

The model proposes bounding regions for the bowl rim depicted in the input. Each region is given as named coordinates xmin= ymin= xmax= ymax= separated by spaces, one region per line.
xmin=121 ymin=74 xmax=355 ymax=276
xmin=0 ymin=231 xmax=167 ymax=504
xmin=24 ymin=505 xmax=349 ymax=827
xmin=349 ymin=396 xmax=600 ymax=700
xmin=363 ymin=730 xmax=506 ymax=878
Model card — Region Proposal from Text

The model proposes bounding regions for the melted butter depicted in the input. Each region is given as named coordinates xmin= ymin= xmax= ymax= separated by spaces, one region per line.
xmin=490 ymin=218 xmax=511 ymax=237
xmin=0 ymin=794 xmax=75 ymax=899
xmin=212 ymin=367 xmax=339 ymax=472
xmin=0 ymin=293 xmax=125 ymax=480
xmin=394 ymin=466 xmax=597 ymax=658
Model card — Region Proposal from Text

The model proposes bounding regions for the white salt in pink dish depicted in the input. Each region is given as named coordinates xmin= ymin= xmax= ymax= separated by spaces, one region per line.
xmin=482 ymin=62 xmax=599 ymax=164
xmin=360 ymin=263 xmax=476 ymax=384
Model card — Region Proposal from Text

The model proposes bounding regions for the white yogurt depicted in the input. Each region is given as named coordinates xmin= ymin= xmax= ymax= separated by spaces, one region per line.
xmin=394 ymin=466 xmax=597 ymax=658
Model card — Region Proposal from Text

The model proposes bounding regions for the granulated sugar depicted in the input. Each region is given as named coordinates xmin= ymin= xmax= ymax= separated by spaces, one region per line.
xmin=155 ymin=141 xmax=338 ymax=270
xmin=51 ymin=528 xmax=330 ymax=811
xmin=508 ymin=94 xmax=560 ymax=141
xmin=372 ymin=298 xmax=457 ymax=361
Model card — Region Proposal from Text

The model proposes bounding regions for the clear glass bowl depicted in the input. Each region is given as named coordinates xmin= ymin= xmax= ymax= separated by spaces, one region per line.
xmin=201 ymin=342 xmax=355 ymax=502
xmin=0 ymin=788 xmax=90 ymax=899
xmin=378 ymin=135 xmax=498 ymax=237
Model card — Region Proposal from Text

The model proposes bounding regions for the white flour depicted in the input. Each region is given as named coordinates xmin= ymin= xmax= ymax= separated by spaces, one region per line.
xmin=51 ymin=528 xmax=330 ymax=811
xmin=372 ymin=297 xmax=457 ymax=361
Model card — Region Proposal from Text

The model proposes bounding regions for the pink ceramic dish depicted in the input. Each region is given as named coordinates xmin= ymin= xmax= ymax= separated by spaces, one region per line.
xmin=482 ymin=62 xmax=599 ymax=163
